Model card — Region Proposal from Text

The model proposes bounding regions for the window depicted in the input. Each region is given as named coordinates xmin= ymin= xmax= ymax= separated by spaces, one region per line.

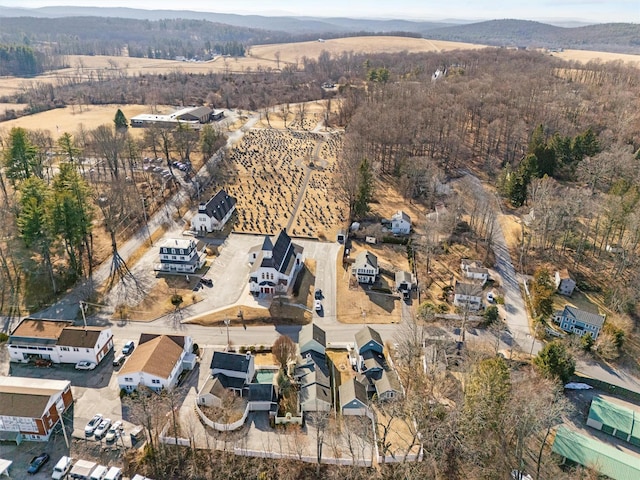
xmin=125 ymin=377 xmax=133 ymax=382
xmin=171 ymin=248 xmax=176 ymax=254
xmin=60 ymin=347 xmax=69 ymax=351
xmin=172 ymin=256 xmax=176 ymax=260
xmin=73 ymin=347 xmax=79 ymax=352
xmin=152 ymin=379 xmax=160 ymax=384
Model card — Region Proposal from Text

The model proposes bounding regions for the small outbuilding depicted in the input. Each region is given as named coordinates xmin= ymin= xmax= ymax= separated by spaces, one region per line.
xmin=390 ymin=210 xmax=411 ymax=235
xmin=555 ymin=269 xmax=576 ymax=296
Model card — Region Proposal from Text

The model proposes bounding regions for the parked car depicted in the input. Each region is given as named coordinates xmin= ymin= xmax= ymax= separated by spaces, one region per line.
xmin=105 ymin=421 xmax=123 ymax=443
xmin=314 ymin=289 xmax=323 ymax=300
xmin=75 ymin=361 xmax=96 ymax=370
xmin=200 ymin=277 xmax=213 ymax=287
xmin=112 ymin=353 xmax=126 ymax=368
xmin=27 ymin=453 xmax=50 ymax=474
xmin=122 ymin=341 xmax=135 ymax=355
xmin=314 ymin=300 xmax=322 ymax=312
xmin=104 ymin=467 xmax=123 ymax=480
xmin=51 ymin=455 xmax=73 ymax=479
xmin=487 ymin=291 xmax=495 ymax=303
xmin=94 ymin=418 xmax=112 ymax=440
xmin=89 ymin=465 xmax=109 ymax=480
xmin=85 ymin=414 xmax=103 ymax=436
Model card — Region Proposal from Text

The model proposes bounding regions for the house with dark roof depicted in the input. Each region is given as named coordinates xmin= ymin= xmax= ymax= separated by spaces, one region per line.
xmin=390 ymin=210 xmax=411 ymax=235
xmin=339 ymin=379 xmax=370 ymax=416
xmin=248 ymin=229 xmax=304 ymax=295
xmin=8 ymin=319 xmax=113 ymax=366
xmin=295 ymin=342 xmax=332 ymax=413
xmin=118 ymin=334 xmax=193 ymax=393
xmin=553 ymin=305 xmax=605 ymax=340
xmin=351 ymin=250 xmax=379 ymax=284
xmin=0 ymin=377 xmax=73 ymax=443
xmin=131 ymin=106 xmax=213 ymax=128
xmin=210 ymin=351 xmax=255 ymax=394
xmin=555 ymin=269 xmax=576 ymax=296
xmin=191 ymin=189 xmax=237 ymax=233
xmin=298 ymin=323 xmax=326 ymax=356
xmin=155 ymin=238 xmax=206 ymax=274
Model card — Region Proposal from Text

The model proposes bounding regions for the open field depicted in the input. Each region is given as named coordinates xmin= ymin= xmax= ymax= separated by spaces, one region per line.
xmin=551 ymin=49 xmax=640 ymax=66
xmin=0 ymin=104 xmax=153 ymax=139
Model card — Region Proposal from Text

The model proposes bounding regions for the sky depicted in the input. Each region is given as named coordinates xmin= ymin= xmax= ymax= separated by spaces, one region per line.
xmin=0 ymin=0 xmax=638 ymax=23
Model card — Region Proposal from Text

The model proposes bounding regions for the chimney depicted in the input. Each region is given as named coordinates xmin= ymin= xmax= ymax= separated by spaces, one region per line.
xmin=245 ymin=352 xmax=251 ymax=360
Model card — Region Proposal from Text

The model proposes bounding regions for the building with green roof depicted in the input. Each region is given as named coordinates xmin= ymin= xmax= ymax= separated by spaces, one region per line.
xmin=586 ymin=396 xmax=640 ymax=446
xmin=552 ymin=426 xmax=640 ymax=480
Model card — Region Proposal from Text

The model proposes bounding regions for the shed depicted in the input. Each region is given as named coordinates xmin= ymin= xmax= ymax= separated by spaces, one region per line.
xmin=555 ymin=269 xmax=576 ymax=296
xmin=339 ymin=379 xmax=369 ymax=416
xmin=586 ymin=396 xmax=640 ymax=446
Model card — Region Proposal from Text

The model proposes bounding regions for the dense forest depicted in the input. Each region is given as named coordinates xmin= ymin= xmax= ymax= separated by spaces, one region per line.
xmin=0 ymin=44 xmax=46 ymax=76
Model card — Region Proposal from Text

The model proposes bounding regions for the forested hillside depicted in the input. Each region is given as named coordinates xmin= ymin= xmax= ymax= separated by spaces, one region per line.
xmin=427 ymin=19 xmax=640 ymax=53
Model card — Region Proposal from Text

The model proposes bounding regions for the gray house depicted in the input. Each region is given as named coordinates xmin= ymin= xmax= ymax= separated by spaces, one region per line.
xmin=395 ymin=271 xmax=415 ymax=296
xmin=210 ymin=351 xmax=255 ymax=393
xmin=339 ymin=379 xmax=370 ymax=416
xmin=555 ymin=269 xmax=576 ymax=296
xmin=553 ymin=305 xmax=605 ymax=340
xmin=299 ymin=323 xmax=326 ymax=356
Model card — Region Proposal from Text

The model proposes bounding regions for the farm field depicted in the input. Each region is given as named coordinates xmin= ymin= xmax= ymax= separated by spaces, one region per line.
xmin=551 ymin=49 xmax=640 ymax=66
xmin=0 ymin=104 xmax=154 ymax=139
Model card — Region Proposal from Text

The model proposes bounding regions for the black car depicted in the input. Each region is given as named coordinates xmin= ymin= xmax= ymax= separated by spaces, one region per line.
xmin=200 ymin=277 xmax=213 ymax=287
xmin=314 ymin=289 xmax=323 ymax=300
xmin=27 ymin=453 xmax=50 ymax=474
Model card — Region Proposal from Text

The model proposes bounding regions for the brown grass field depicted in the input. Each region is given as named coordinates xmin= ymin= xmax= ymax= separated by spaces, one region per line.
xmin=551 ymin=49 xmax=640 ymax=66
xmin=0 ymin=104 xmax=154 ymax=139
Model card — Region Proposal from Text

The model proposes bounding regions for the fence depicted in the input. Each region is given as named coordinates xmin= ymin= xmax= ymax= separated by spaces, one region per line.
xmin=194 ymin=401 xmax=250 ymax=432
xmin=158 ymin=423 xmax=191 ymax=447
xmin=233 ymin=447 xmax=372 ymax=467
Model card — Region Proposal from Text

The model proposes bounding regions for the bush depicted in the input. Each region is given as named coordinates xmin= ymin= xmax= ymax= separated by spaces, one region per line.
xmin=533 ymin=341 xmax=575 ymax=384
xmin=382 ymin=236 xmax=408 ymax=245
xmin=0 ymin=332 xmax=8 ymax=343
xmin=170 ymin=294 xmax=183 ymax=306
xmin=239 ymin=345 xmax=247 ymax=354
xmin=192 ymin=343 xmax=200 ymax=355
xmin=119 ymin=388 xmax=128 ymax=399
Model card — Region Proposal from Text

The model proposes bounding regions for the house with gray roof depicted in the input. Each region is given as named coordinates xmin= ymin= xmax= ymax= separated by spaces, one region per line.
xmin=390 ymin=210 xmax=411 ymax=235
xmin=248 ymin=229 xmax=304 ymax=295
xmin=355 ymin=326 xmax=384 ymax=355
xmin=553 ymin=305 xmax=605 ymax=340
xmin=460 ymin=259 xmax=489 ymax=285
xmin=351 ymin=250 xmax=379 ymax=284
xmin=395 ymin=271 xmax=415 ymax=296
xmin=339 ymin=379 xmax=370 ymax=416
xmin=555 ymin=269 xmax=576 ymax=296
xmin=191 ymin=189 xmax=236 ymax=233
xmin=453 ymin=281 xmax=483 ymax=311
xmin=300 ymin=382 xmax=332 ymax=412
xmin=298 ymin=323 xmax=326 ymax=356
xmin=155 ymin=238 xmax=206 ymax=274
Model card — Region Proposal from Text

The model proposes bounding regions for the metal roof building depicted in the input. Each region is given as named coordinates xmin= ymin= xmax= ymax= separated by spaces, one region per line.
xmin=552 ymin=425 xmax=640 ymax=480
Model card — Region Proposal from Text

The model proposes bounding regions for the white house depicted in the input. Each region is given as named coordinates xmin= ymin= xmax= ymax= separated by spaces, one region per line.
xmin=118 ymin=334 xmax=193 ymax=393
xmin=8 ymin=319 xmax=113 ymax=365
xmin=460 ymin=259 xmax=489 ymax=285
xmin=248 ymin=230 xmax=304 ymax=294
xmin=555 ymin=269 xmax=576 ymax=296
xmin=395 ymin=271 xmax=415 ymax=296
xmin=0 ymin=377 xmax=73 ymax=443
xmin=351 ymin=250 xmax=379 ymax=284
xmin=155 ymin=238 xmax=206 ymax=274
xmin=390 ymin=210 xmax=411 ymax=235
xmin=191 ymin=189 xmax=236 ymax=233
xmin=453 ymin=281 xmax=483 ymax=311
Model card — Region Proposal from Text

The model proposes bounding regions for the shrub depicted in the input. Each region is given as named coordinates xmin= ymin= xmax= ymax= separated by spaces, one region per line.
xmin=382 ymin=236 xmax=408 ymax=245
xmin=192 ymin=343 xmax=200 ymax=355
xmin=170 ymin=294 xmax=183 ymax=306
xmin=0 ymin=332 xmax=9 ymax=343
xmin=239 ymin=345 xmax=247 ymax=354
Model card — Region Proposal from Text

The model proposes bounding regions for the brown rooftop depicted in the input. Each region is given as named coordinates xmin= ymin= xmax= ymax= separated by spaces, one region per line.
xmin=119 ymin=335 xmax=185 ymax=379
xmin=10 ymin=319 xmax=72 ymax=339
xmin=0 ymin=378 xmax=70 ymax=418
xmin=57 ymin=326 xmax=107 ymax=348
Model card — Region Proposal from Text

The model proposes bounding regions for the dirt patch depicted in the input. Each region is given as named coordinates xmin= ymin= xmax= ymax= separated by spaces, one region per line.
xmin=337 ymin=243 xmax=402 ymax=324
xmin=114 ymin=272 xmax=205 ymax=322
xmin=254 ymin=353 xmax=278 ymax=367
xmin=326 ymin=349 xmax=355 ymax=386
xmin=498 ymin=213 xmax=522 ymax=252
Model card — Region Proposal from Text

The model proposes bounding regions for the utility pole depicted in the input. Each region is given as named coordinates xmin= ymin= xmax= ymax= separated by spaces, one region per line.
xmin=141 ymin=195 xmax=152 ymax=245
xmin=79 ymin=301 xmax=88 ymax=329
xmin=224 ymin=319 xmax=230 ymax=350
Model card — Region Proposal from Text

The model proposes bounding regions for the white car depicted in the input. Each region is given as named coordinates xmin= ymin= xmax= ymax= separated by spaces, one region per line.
xmin=105 ymin=421 xmax=123 ymax=443
xmin=94 ymin=418 xmax=112 ymax=440
xmin=75 ymin=361 xmax=96 ymax=370
xmin=487 ymin=292 xmax=495 ymax=303
xmin=85 ymin=414 xmax=103 ymax=436
xmin=314 ymin=300 xmax=322 ymax=312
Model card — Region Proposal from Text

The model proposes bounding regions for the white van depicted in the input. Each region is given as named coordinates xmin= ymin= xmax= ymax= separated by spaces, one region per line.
xmin=89 ymin=465 xmax=108 ymax=480
xmin=51 ymin=456 xmax=73 ymax=479
xmin=104 ymin=467 xmax=122 ymax=480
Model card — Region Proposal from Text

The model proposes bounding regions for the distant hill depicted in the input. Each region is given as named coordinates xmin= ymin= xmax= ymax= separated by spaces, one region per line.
xmin=426 ymin=19 xmax=640 ymax=54
xmin=0 ymin=6 xmax=453 ymax=34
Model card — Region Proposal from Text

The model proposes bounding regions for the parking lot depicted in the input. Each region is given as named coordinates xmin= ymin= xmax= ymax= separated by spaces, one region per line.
xmin=0 ymin=339 xmax=140 ymax=479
